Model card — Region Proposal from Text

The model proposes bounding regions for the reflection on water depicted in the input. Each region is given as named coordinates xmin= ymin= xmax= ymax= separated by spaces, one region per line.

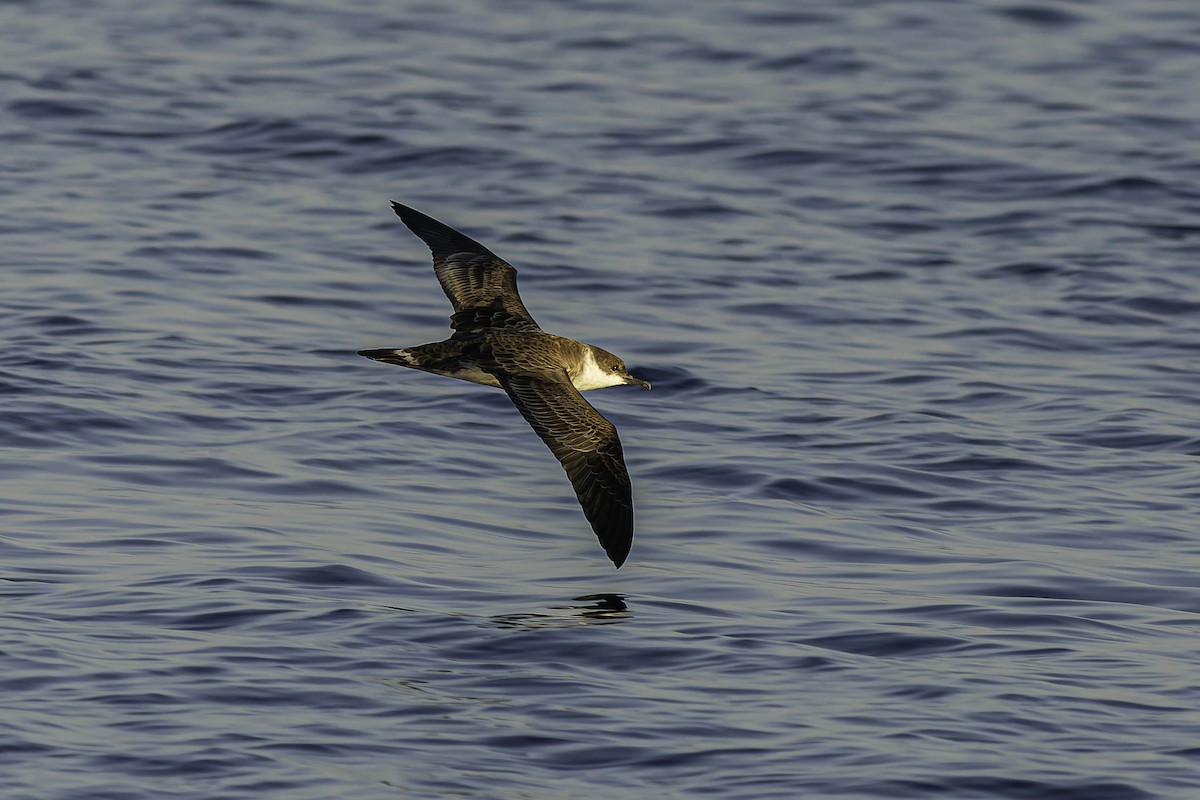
xmin=490 ymin=594 xmax=630 ymax=629
xmin=572 ymin=593 xmax=629 ymax=619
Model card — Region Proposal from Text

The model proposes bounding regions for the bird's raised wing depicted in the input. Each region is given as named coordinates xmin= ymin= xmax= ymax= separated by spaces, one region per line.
xmin=498 ymin=371 xmax=634 ymax=567
xmin=390 ymin=202 xmax=540 ymax=336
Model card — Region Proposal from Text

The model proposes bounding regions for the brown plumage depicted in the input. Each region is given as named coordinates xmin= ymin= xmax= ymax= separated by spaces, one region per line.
xmin=359 ymin=202 xmax=650 ymax=567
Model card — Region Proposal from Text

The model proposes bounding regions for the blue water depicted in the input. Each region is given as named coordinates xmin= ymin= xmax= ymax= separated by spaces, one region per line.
xmin=4 ymin=1 xmax=1200 ymax=797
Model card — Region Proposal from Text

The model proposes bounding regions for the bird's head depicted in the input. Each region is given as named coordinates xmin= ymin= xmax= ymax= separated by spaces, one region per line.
xmin=581 ymin=346 xmax=651 ymax=392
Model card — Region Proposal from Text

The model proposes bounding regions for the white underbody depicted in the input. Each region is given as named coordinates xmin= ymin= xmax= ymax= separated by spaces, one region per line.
xmin=445 ymin=359 xmax=503 ymax=388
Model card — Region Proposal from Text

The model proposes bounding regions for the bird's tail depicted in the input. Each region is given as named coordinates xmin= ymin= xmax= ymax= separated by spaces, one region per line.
xmin=358 ymin=347 xmax=419 ymax=367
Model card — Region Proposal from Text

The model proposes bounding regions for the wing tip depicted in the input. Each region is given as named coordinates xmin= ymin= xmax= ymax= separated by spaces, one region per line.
xmin=389 ymin=200 xmax=419 ymax=222
xmin=386 ymin=200 xmax=495 ymax=260
xmin=599 ymin=514 xmax=633 ymax=568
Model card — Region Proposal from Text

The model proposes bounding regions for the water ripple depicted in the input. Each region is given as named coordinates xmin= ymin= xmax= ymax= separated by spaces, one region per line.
xmin=4 ymin=1 xmax=1200 ymax=798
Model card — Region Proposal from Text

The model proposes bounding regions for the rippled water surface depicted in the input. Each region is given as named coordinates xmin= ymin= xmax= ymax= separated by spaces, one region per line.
xmin=5 ymin=1 xmax=1200 ymax=798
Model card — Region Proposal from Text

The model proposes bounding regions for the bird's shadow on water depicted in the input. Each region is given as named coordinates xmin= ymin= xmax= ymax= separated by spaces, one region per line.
xmin=489 ymin=593 xmax=630 ymax=629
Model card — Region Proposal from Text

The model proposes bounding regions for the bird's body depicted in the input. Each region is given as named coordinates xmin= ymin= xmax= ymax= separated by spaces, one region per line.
xmin=364 ymin=331 xmax=631 ymax=392
xmin=359 ymin=202 xmax=649 ymax=567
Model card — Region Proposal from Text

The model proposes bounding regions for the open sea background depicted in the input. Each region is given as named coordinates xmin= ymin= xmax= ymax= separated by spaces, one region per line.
xmin=4 ymin=1 xmax=1200 ymax=798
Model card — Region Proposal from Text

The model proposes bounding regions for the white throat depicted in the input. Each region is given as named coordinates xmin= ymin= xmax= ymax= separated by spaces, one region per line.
xmin=572 ymin=348 xmax=626 ymax=392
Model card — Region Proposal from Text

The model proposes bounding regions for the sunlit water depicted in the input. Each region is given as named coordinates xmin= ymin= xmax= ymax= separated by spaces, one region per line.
xmin=4 ymin=1 xmax=1200 ymax=798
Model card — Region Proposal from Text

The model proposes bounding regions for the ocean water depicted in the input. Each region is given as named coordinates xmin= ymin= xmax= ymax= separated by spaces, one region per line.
xmin=4 ymin=1 xmax=1200 ymax=798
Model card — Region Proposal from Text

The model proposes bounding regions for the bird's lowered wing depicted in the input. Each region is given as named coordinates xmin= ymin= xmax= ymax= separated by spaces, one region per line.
xmin=498 ymin=371 xmax=634 ymax=567
xmin=390 ymin=202 xmax=540 ymax=335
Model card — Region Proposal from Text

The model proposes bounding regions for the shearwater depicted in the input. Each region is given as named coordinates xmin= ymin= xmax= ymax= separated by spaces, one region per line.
xmin=359 ymin=202 xmax=650 ymax=568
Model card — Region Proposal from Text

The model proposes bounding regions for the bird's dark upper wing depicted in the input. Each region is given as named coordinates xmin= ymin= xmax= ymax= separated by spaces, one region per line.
xmin=390 ymin=202 xmax=540 ymax=336
xmin=498 ymin=371 xmax=634 ymax=568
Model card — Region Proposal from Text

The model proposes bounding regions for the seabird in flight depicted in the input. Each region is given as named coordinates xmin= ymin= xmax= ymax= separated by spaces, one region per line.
xmin=359 ymin=202 xmax=650 ymax=567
